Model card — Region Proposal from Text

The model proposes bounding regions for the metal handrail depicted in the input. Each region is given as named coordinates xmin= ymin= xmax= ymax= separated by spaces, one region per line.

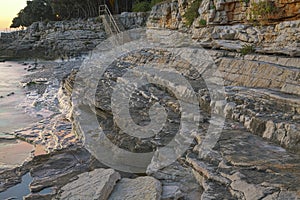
xmin=99 ymin=4 xmax=121 ymax=34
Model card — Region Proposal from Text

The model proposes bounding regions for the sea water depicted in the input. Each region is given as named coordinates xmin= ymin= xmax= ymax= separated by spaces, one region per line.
xmin=0 ymin=61 xmax=37 ymax=171
xmin=0 ymin=61 xmax=35 ymax=133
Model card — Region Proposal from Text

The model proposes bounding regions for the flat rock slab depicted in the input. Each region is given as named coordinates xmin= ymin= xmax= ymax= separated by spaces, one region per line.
xmin=57 ymin=168 xmax=120 ymax=200
xmin=191 ymin=129 xmax=300 ymax=199
xmin=108 ymin=176 xmax=162 ymax=200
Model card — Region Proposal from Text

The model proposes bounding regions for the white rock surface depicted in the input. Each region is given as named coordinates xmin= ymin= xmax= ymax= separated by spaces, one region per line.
xmin=57 ymin=168 xmax=121 ymax=200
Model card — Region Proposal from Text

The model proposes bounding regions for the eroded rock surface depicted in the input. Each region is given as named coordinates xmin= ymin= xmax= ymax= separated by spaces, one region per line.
xmin=57 ymin=168 xmax=121 ymax=200
xmin=0 ymin=3 xmax=299 ymax=199
xmin=109 ymin=176 xmax=162 ymax=200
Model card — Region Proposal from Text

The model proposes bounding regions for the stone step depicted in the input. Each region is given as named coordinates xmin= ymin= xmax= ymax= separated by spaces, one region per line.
xmin=218 ymin=57 xmax=300 ymax=96
xmin=244 ymin=54 xmax=300 ymax=69
xmin=219 ymin=87 xmax=300 ymax=153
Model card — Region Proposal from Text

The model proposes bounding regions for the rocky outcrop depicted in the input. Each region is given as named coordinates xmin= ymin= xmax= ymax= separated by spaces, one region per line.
xmin=147 ymin=0 xmax=186 ymax=30
xmin=0 ymin=3 xmax=299 ymax=199
xmin=0 ymin=31 xmax=24 ymax=59
xmin=217 ymin=56 xmax=300 ymax=94
xmin=188 ymin=129 xmax=300 ymax=200
xmin=0 ymin=13 xmax=149 ymax=60
xmin=65 ymin=29 xmax=300 ymax=199
xmin=193 ymin=20 xmax=300 ymax=56
xmin=147 ymin=0 xmax=300 ymax=56
xmin=117 ymin=12 xmax=150 ymax=29
xmin=148 ymin=0 xmax=300 ymax=28
xmin=198 ymin=0 xmax=300 ymax=25
xmin=1 ymin=18 xmax=106 ymax=59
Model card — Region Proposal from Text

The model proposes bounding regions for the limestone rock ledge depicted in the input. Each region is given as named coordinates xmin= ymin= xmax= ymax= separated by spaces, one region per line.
xmin=147 ymin=0 xmax=300 ymax=56
xmin=56 ymin=168 xmax=121 ymax=200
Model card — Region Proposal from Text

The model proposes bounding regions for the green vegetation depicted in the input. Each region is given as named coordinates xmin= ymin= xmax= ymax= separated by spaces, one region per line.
xmin=183 ymin=0 xmax=202 ymax=27
xmin=11 ymin=0 xmax=104 ymax=28
xmin=12 ymin=0 xmax=143 ymax=28
xmin=132 ymin=0 xmax=166 ymax=12
xmin=133 ymin=1 xmax=152 ymax=12
xmin=240 ymin=44 xmax=255 ymax=55
xmin=199 ymin=18 xmax=207 ymax=26
xmin=210 ymin=4 xmax=216 ymax=10
xmin=11 ymin=0 xmax=55 ymax=28
xmin=150 ymin=0 xmax=167 ymax=7
xmin=249 ymin=0 xmax=278 ymax=23
xmin=11 ymin=0 xmax=169 ymax=27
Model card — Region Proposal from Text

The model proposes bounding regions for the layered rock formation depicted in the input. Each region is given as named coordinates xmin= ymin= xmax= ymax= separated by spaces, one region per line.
xmin=1 ymin=19 xmax=106 ymax=59
xmin=148 ymin=0 xmax=300 ymax=56
xmin=0 ymin=13 xmax=149 ymax=60
xmin=0 ymin=1 xmax=299 ymax=199
xmin=56 ymin=29 xmax=299 ymax=199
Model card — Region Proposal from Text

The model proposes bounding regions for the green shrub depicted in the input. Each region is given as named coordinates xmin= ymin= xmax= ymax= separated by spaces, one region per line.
xmin=183 ymin=0 xmax=202 ymax=27
xmin=250 ymin=0 xmax=278 ymax=23
xmin=133 ymin=1 xmax=151 ymax=12
xmin=150 ymin=0 xmax=166 ymax=7
xmin=199 ymin=18 xmax=207 ymax=26
xmin=240 ymin=44 xmax=255 ymax=55
xmin=133 ymin=0 xmax=168 ymax=12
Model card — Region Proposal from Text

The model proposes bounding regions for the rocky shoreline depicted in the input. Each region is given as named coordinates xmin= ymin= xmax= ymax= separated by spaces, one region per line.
xmin=0 ymin=0 xmax=300 ymax=199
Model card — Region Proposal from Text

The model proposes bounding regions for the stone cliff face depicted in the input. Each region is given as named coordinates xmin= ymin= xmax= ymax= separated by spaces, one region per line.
xmin=56 ymin=29 xmax=300 ymax=199
xmin=146 ymin=0 xmax=300 ymax=153
xmin=148 ymin=0 xmax=300 ymax=28
xmin=148 ymin=0 xmax=300 ymax=56
xmin=198 ymin=0 xmax=300 ymax=25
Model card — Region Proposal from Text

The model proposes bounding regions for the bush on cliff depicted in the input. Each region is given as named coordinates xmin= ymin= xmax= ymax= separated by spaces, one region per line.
xmin=133 ymin=0 xmax=166 ymax=12
xmin=183 ymin=0 xmax=202 ymax=27
xmin=133 ymin=1 xmax=152 ymax=12
xmin=249 ymin=0 xmax=279 ymax=24
xmin=240 ymin=44 xmax=255 ymax=55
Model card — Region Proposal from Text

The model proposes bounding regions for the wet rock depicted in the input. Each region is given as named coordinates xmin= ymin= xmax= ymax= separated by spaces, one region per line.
xmin=29 ymin=148 xmax=99 ymax=193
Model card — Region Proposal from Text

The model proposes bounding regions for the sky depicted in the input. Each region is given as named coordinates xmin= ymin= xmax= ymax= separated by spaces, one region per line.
xmin=0 ymin=0 xmax=27 ymax=30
